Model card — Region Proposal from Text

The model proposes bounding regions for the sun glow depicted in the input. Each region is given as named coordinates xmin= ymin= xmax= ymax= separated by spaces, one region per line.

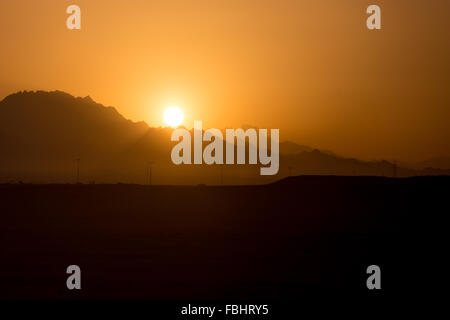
xmin=163 ymin=107 xmax=184 ymax=127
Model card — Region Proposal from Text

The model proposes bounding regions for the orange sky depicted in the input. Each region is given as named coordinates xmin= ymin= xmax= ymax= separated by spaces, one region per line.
xmin=1 ymin=0 xmax=449 ymax=162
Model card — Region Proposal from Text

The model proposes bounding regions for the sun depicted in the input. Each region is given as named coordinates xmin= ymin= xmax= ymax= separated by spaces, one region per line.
xmin=163 ymin=106 xmax=184 ymax=127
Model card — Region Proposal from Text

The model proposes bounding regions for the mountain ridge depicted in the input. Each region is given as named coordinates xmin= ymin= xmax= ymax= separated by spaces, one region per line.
xmin=1 ymin=90 xmax=449 ymax=184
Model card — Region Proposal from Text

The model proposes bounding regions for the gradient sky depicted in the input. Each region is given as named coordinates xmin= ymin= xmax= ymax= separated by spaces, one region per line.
xmin=1 ymin=0 xmax=449 ymax=162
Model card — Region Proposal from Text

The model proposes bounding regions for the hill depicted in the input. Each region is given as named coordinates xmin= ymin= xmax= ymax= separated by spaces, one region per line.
xmin=0 ymin=175 xmax=446 ymax=300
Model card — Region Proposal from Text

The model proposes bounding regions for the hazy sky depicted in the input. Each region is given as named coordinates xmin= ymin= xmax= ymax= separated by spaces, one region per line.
xmin=1 ymin=0 xmax=449 ymax=162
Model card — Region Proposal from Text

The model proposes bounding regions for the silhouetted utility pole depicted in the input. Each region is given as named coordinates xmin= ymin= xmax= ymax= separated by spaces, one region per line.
xmin=76 ymin=158 xmax=80 ymax=184
xmin=147 ymin=161 xmax=154 ymax=185
xmin=393 ymin=161 xmax=397 ymax=178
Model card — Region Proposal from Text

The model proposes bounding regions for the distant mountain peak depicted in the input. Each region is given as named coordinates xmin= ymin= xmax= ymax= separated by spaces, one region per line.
xmin=82 ymin=95 xmax=94 ymax=102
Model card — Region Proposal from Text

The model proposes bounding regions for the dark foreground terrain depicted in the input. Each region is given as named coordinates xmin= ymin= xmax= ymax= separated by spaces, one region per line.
xmin=0 ymin=176 xmax=446 ymax=303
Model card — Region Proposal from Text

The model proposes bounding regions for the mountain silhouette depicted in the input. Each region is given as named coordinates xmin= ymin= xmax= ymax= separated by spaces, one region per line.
xmin=0 ymin=91 xmax=172 ymax=183
xmin=1 ymin=91 xmax=449 ymax=184
xmin=415 ymin=156 xmax=450 ymax=170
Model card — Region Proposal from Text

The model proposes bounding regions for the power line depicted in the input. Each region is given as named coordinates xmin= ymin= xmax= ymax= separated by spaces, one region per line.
xmin=147 ymin=161 xmax=154 ymax=185
xmin=76 ymin=158 xmax=80 ymax=184
xmin=393 ymin=160 xmax=397 ymax=178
